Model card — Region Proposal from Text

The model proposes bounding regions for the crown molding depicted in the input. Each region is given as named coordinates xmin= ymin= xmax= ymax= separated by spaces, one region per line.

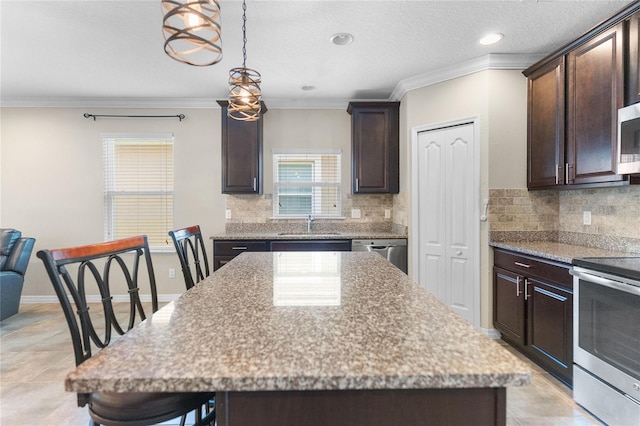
xmin=0 ymin=97 xmax=220 ymax=109
xmin=0 ymin=54 xmax=545 ymax=109
xmin=389 ymin=53 xmax=545 ymax=101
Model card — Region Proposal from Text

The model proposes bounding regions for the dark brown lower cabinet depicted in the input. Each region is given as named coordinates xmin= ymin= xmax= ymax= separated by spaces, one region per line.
xmin=493 ymin=248 xmax=573 ymax=386
xmin=213 ymin=239 xmax=352 ymax=271
xmin=213 ymin=240 xmax=269 ymax=271
xmin=218 ymin=387 xmax=506 ymax=426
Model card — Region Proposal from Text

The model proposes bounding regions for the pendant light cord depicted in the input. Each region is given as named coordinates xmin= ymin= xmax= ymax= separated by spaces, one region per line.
xmin=241 ymin=0 xmax=248 ymax=69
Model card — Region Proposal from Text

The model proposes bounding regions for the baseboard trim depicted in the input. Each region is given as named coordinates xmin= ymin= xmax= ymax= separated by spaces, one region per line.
xmin=482 ymin=328 xmax=501 ymax=339
xmin=20 ymin=294 xmax=182 ymax=304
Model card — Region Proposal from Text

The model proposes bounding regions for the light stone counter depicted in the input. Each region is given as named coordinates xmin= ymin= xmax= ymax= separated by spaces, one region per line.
xmin=490 ymin=240 xmax=633 ymax=264
xmin=66 ymin=252 xmax=529 ymax=396
xmin=210 ymin=231 xmax=407 ymax=240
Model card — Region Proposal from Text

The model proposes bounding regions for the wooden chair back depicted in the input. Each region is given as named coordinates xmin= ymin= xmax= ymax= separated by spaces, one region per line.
xmin=168 ymin=225 xmax=210 ymax=290
xmin=37 ymin=235 xmax=158 ymax=368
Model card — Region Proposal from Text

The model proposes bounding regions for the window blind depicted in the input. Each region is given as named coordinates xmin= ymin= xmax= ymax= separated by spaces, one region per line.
xmin=103 ymin=135 xmax=174 ymax=250
xmin=273 ymin=150 xmax=341 ymax=218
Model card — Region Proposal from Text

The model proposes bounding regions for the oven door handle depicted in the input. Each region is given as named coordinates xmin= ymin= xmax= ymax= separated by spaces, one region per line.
xmin=570 ymin=269 xmax=640 ymax=296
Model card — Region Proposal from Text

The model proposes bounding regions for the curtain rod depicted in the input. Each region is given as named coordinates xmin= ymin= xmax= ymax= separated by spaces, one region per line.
xmin=84 ymin=113 xmax=185 ymax=121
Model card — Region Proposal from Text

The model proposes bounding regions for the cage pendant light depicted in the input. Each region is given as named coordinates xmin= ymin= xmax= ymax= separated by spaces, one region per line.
xmin=228 ymin=0 xmax=262 ymax=121
xmin=162 ymin=0 xmax=222 ymax=66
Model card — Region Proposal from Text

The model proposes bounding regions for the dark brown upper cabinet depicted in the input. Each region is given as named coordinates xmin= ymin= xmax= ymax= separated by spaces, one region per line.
xmin=348 ymin=102 xmax=400 ymax=194
xmin=566 ymin=23 xmax=625 ymax=186
xmin=217 ymin=100 xmax=267 ymax=194
xmin=527 ymin=57 xmax=566 ymax=188
xmin=524 ymin=1 xmax=640 ymax=190
xmin=626 ymin=12 xmax=640 ymax=105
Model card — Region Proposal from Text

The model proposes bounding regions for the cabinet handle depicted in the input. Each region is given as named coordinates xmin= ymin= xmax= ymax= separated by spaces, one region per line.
xmin=253 ymin=177 xmax=257 ymax=192
xmin=514 ymin=261 xmax=531 ymax=268
xmin=232 ymin=246 xmax=248 ymax=250
xmin=565 ymin=163 xmax=569 ymax=184
xmin=555 ymin=164 xmax=559 ymax=185
xmin=355 ymin=178 xmax=359 ymax=192
xmin=524 ymin=278 xmax=530 ymax=301
xmin=516 ymin=276 xmax=522 ymax=297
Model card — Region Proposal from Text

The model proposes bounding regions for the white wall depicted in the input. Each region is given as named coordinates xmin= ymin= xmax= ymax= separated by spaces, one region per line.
xmin=263 ymin=109 xmax=351 ymax=194
xmin=1 ymin=73 xmax=529 ymax=319
xmin=488 ymin=70 xmax=528 ymax=189
xmin=0 ymin=106 xmax=359 ymax=299
xmin=1 ymin=107 xmax=222 ymax=297
xmin=400 ymin=69 xmax=528 ymax=329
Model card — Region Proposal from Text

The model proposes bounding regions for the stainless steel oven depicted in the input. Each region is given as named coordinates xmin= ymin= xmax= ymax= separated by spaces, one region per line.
xmin=570 ymin=258 xmax=640 ymax=425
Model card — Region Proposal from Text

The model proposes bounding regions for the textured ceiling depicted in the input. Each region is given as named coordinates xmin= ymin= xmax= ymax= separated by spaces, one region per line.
xmin=0 ymin=0 xmax=634 ymax=108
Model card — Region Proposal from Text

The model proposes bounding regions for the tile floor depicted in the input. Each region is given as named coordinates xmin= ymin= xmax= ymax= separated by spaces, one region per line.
xmin=1 ymin=304 xmax=601 ymax=426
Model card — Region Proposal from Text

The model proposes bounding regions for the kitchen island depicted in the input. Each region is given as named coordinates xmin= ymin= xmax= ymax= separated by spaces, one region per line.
xmin=65 ymin=252 xmax=530 ymax=426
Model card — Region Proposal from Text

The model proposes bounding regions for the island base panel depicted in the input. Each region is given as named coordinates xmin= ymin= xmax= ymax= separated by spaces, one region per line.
xmin=218 ymin=388 xmax=506 ymax=426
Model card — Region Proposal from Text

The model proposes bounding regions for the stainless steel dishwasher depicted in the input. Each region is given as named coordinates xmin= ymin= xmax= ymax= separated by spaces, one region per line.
xmin=352 ymin=239 xmax=407 ymax=273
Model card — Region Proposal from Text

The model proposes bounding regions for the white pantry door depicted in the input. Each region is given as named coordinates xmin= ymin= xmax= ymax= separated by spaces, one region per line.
xmin=415 ymin=122 xmax=479 ymax=326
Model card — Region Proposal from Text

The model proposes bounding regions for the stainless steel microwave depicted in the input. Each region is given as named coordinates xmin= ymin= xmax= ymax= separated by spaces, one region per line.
xmin=617 ymin=103 xmax=640 ymax=175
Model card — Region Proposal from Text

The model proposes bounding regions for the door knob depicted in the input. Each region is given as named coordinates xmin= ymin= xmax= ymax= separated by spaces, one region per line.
xmin=456 ymin=250 xmax=462 ymax=256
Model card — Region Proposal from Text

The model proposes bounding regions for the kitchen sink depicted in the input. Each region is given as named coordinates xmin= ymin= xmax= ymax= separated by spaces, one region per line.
xmin=276 ymin=232 xmax=342 ymax=236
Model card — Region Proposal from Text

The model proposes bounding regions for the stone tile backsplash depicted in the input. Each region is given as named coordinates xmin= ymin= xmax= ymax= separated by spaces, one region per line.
xmin=489 ymin=186 xmax=640 ymax=252
xmin=488 ymin=189 xmax=559 ymax=233
xmin=558 ymin=187 xmax=640 ymax=238
xmin=225 ymin=193 xmax=407 ymax=235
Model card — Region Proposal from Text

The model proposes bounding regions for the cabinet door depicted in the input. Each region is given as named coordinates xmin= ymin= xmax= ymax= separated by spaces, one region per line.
xmin=567 ymin=24 xmax=625 ymax=186
xmin=348 ymin=102 xmax=399 ymax=194
xmin=526 ymin=277 xmax=573 ymax=385
xmin=626 ymin=12 xmax=640 ymax=105
xmin=527 ymin=57 xmax=565 ymax=188
xmin=493 ymin=267 xmax=526 ymax=347
xmin=218 ymin=100 xmax=264 ymax=194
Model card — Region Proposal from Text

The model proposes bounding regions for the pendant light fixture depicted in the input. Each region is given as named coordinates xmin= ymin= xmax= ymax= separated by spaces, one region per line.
xmin=162 ymin=0 xmax=223 ymax=66
xmin=228 ymin=0 xmax=262 ymax=121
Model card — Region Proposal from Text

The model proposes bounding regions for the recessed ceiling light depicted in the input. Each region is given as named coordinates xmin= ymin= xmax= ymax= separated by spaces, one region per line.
xmin=479 ymin=33 xmax=503 ymax=46
xmin=301 ymin=85 xmax=316 ymax=91
xmin=330 ymin=33 xmax=354 ymax=46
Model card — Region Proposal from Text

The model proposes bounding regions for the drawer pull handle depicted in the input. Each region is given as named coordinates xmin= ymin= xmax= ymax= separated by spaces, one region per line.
xmin=514 ymin=261 xmax=531 ymax=268
xmin=232 ymin=246 xmax=248 ymax=250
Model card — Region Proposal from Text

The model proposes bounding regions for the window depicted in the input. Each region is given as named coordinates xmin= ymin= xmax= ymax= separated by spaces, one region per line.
xmin=273 ymin=150 xmax=341 ymax=218
xmin=103 ymin=134 xmax=174 ymax=251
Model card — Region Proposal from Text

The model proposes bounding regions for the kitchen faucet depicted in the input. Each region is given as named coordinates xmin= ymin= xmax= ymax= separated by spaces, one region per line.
xmin=307 ymin=214 xmax=314 ymax=233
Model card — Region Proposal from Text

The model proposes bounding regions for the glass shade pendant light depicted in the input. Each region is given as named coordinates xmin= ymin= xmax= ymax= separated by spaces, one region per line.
xmin=228 ymin=0 xmax=262 ymax=121
xmin=162 ymin=0 xmax=223 ymax=66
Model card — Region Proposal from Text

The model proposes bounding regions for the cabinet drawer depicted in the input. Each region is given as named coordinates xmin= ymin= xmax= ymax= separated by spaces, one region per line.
xmin=214 ymin=240 xmax=268 ymax=256
xmin=493 ymin=248 xmax=571 ymax=288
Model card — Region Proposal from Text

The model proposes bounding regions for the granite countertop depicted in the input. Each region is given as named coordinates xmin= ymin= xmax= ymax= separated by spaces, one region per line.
xmin=489 ymin=240 xmax=633 ymax=264
xmin=65 ymin=252 xmax=530 ymax=394
xmin=211 ymin=231 xmax=408 ymax=240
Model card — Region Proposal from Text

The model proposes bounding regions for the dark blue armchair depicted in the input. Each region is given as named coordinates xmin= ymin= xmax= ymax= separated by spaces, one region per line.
xmin=1 ymin=228 xmax=35 ymax=320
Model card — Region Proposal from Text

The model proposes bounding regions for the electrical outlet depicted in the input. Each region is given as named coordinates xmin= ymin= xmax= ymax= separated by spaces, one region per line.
xmin=225 ymin=209 xmax=232 ymax=219
xmin=351 ymin=209 xmax=361 ymax=219
xmin=384 ymin=209 xmax=391 ymax=219
xmin=169 ymin=268 xmax=176 ymax=278
xmin=583 ymin=211 xmax=592 ymax=225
